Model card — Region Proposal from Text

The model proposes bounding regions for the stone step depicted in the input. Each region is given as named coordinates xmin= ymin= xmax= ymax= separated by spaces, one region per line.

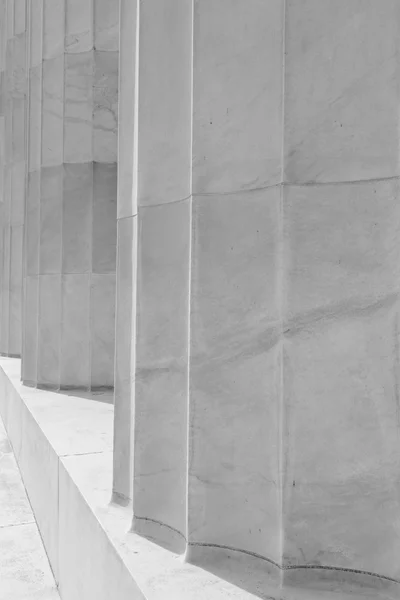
xmin=0 ymin=417 xmax=60 ymax=600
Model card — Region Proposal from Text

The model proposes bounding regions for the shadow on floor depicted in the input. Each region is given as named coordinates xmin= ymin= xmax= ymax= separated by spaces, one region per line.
xmin=57 ymin=388 xmax=114 ymax=405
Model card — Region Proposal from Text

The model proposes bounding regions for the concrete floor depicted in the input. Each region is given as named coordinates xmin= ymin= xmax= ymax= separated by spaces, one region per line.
xmin=0 ymin=417 xmax=60 ymax=600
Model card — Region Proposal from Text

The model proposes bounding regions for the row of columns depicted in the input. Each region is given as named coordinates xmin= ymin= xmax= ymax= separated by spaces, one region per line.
xmin=0 ymin=0 xmax=399 ymax=589
xmin=0 ymin=0 xmax=118 ymax=389
xmin=23 ymin=0 xmax=118 ymax=390
xmin=113 ymin=0 xmax=400 ymax=584
xmin=0 ymin=0 xmax=26 ymax=358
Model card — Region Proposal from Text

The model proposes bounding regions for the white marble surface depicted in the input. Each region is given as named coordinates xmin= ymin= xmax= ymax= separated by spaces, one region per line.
xmin=0 ymin=444 xmax=60 ymax=600
xmin=112 ymin=0 xmax=138 ymax=502
xmin=0 ymin=419 xmax=32 ymax=527
xmin=37 ymin=274 xmax=61 ymax=387
xmin=29 ymin=0 xmax=43 ymax=68
xmin=0 ymin=0 xmax=26 ymax=357
xmin=32 ymin=161 xmax=117 ymax=389
xmin=283 ymin=180 xmax=400 ymax=321
xmin=62 ymin=163 xmax=92 ymax=273
xmin=283 ymin=299 xmax=400 ymax=577
xmin=43 ymin=0 xmax=64 ymax=60
xmin=135 ymin=0 xmax=192 ymax=206
xmin=120 ymin=1 xmax=400 ymax=592
xmin=92 ymin=162 xmax=117 ymax=273
xmin=1 ymin=218 xmax=10 ymax=352
xmin=1 ymin=358 xmax=399 ymax=599
xmin=11 ymin=96 xmax=25 ymax=159
xmin=284 ymin=0 xmax=400 ymax=183
xmin=0 ymin=0 xmax=398 ymax=596
xmin=0 ymin=358 xmax=112 ymax=594
xmin=19 ymin=406 xmax=60 ymax=579
xmin=13 ymin=0 xmax=25 ymax=35
xmin=192 ymin=0 xmax=283 ymax=194
xmin=11 ymin=160 xmax=24 ymax=225
xmin=28 ymin=67 xmax=42 ymax=173
xmin=60 ymin=274 xmax=91 ymax=388
xmin=113 ymin=215 xmax=136 ymax=501
xmin=93 ymin=50 xmax=118 ymax=163
xmin=0 ymin=0 xmax=6 ymax=70
xmin=134 ymin=200 xmax=190 ymax=538
xmin=39 ymin=166 xmax=63 ymax=274
xmin=63 ymin=421 xmax=399 ymax=600
xmin=65 ymin=0 xmax=93 ymax=54
xmin=90 ymin=273 xmax=116 ymax=388
xmin=280 ymin=173 xmax=400 ymax=577
xmin=59 ymin=456 xmax=145 ymax=600
xmin=25 ymin=170 xmax=40 ymax=275
xmin=64 ymin=52 xmax=94 ymax=163
xmin=9 ymin=223 xmax=22 ymax=351
xmin=94 ymin=0 xmax=119 ymax=51
xmin=22 ymin=274 xmax=38 ymax=384
xmin=117 ymin=0 xmax=137 ymax=220
xmin=41 ymin=56 xmax=64 ymax=167
xmin=188 ymin=189 xmax=281 ymax=562
xmin=22 ymin=0 xmax=118 ymax=389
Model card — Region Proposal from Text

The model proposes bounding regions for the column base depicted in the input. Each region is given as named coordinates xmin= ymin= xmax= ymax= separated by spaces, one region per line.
xmin=22 ymin=380 xmax=114 ymax=395
xmin=0 ymin=357 xmax=398 ymax=600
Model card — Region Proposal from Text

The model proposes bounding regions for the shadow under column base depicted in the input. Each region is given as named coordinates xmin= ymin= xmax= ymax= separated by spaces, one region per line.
xmin=132 ymin=515 xmax=187 ymax=555
xmin=22 ymin=381 xmax=113 ymax=391
xmin=22 ymin=380 xmax=114 ymax=404
xmin=283 ymin=565 xmax=400 ymax=598
xmin=185 ymin=544 xmax=282 ymax=599
xmin=184 ymin=543 xmax=400 ymax=600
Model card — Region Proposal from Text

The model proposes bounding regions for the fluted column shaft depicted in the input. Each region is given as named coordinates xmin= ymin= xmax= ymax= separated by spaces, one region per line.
xmin=114 ymin=0 xmax=400 ymax=587
xmin=129 ymin=1 xmax=192 ymax=546
xmin=0 ymin=0 xmax=27 ymax=358
xmin=22 ymin=0 xmax=119 ymax=390
xmin=0 ymin=0 xmax=7 ymax=349
xmin=112 ymin=0 xmax=137 ymax=503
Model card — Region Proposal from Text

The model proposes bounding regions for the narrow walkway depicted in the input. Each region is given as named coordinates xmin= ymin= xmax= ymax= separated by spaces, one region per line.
xmin=0 ymin=417 xmax=60 ymax=600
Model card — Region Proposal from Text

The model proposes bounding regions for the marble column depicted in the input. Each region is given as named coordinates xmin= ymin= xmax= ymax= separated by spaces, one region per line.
xmin=130 ymin=0 xmax=192 ymax=542
xmin=280 ymin=0 xmax=400 ymax=583
xmin=112 ymin=0 xmax=137 ymax=503
xmin=0 ymin=0 xmax=27 ymax=358
xmin=0 ymin=0 xmax=7 ymax=348
xmin=22 ymin=0 xmax=118 ymax=390
xmin=115 ymin=0 xmax=400 ymax=591
xmin=187 ymin=0 xmax=283 ymax=569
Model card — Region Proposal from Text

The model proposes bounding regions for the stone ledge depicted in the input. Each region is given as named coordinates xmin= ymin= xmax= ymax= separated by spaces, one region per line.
xmin=0 ymin=357 xmax=397 ymax=600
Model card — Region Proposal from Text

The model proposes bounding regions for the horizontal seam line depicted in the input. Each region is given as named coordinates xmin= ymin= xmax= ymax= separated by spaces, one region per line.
xmin=128 ymin=517 xmax=400 ymax=585
xmin=138 ymin=195 xmax=191 ymax=209
xmin=133 ymin=516 xmax=186 ymax=539
xmin=133 ymin=175 xmax=399 ymax=207
xmin=117 ymin=214 xmax=138 ymax=221
xmin=188 ymin=543 xmax=400 ymax=583
xmin=0 ymin=521 xmax=35 ymax=529
xmin=59 ymin=450 xmax=105 ymax=458
xmin=193 ymin=183 xmax=280 ymax=196
xmin=285 ymin=175 xmax=400 ymax=186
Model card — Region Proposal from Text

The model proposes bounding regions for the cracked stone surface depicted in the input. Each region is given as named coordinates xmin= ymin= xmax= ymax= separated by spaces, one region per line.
xmin=0 ymin=417 xmax=60 ymax=600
